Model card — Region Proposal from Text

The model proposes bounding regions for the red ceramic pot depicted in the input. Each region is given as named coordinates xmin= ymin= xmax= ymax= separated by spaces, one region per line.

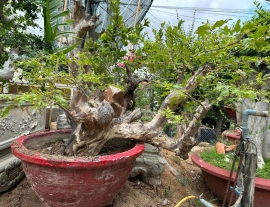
xmin=11 ymin=129 xmax=144 ymax=207
xmin=191 ymin=151 xmax=270 ymax=207
xmin=224 ymin=106 xmax=237 ymax=118
xmin=223 ymin=132 xmax=240 ymax=143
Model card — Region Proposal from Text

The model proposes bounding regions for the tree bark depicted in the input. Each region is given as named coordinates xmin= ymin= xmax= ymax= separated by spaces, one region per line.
xmin=176 ymin=99 xmax=213 ymax=159
xmin=67 ymin=0 xmax=102 ymax=58
xmin=147 ymin=63 xmax=214 ymax=130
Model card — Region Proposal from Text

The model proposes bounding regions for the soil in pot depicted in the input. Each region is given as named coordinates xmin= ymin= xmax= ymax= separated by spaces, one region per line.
xmin=31 ymin=138 xmax=136 ymax=157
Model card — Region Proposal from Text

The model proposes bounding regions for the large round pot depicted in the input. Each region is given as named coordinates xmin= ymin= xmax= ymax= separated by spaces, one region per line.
xmin=191 ymin=151 xmax=270 ymax=207
xmin=11 ymin=129 xmax=144 ymax=207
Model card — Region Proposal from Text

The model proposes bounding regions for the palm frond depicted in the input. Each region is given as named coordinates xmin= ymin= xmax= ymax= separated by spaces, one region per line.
xmin=42 ymin=0 xmax=73 ymax=53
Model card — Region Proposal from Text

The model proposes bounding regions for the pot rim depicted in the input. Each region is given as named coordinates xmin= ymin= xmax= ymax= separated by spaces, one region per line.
xmin=11 ymin=129 xmax=144 ymax=168
xmin=222 ymin=132 xmax=240 ymax=140
xmin=190 ymin=150 xmax=270 ymax=190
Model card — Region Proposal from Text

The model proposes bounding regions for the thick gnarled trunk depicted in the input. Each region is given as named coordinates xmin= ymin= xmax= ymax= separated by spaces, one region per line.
xmin=66 ymin=63 xmax=214 ymax=156
xmin=176 ymin=99 xmax=213 ymax=159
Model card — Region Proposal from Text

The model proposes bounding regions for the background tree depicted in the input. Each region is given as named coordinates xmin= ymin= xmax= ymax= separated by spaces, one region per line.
xmin=0 ymin=0 xmax=46 ymax=81
xmin=234 ymin=2 xmax=270 ymax=168
xmin=0 ymin=0 xmax=73 ymax=82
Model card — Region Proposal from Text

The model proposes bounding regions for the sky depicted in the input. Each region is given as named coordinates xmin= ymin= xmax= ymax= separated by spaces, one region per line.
xmin=31 ymin=0 xmax=270 ymax=37
xmin=144 ymin=0 xmax=270 ymax=37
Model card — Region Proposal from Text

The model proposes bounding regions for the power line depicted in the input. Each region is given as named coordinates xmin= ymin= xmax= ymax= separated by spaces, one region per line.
xmin=119 ymin=3 xmax=258 ymax=14
xmin=150 ymin=8 xmax=253 ymax=19
xmin=148 ymin=10 xmax=163 ymax=23
xmin=147 ymin=12 xmax=162 ymax=30
xmin=150 ymin=5 xmax=256 ymax=14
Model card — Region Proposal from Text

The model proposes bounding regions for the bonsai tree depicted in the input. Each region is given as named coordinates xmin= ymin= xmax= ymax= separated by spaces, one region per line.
xmin=1 ymin=0 xmax=269 ymax=158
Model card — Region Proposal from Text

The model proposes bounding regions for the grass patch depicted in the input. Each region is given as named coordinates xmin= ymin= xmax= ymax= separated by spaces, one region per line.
xmin=256 ymin=160 xmax=270 ymax=178
xmin=200 ymin=147 xmax=239 ymax=171
xmin=172 ymin=155 xmax=181 ymax=164
xmin=200 ymin=146 xmax=270 ymax=179
xmin=176 ymin=170 xmax=190 ymax=186
xmin=164 ymin=179 xmax=174 ymax=197
xmin=177 ymin=176 xmax=189 ymax=186
xmin=164 ymin=186 xmax=174 ymax=197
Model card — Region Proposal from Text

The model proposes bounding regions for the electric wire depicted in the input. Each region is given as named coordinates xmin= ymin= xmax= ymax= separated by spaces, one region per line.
xmin=119 ymin=3 xmax=259 ymax=13
xmin=150 ymin=8 xmax=254 ymax=19
xmin=144 ymin=4 xmax=259 ymax=30
xmin=120 ymin=2 xmax=266 ymax=28
xmin=148 ymin=11 xmax=162 ymax=24
xmin=148 ymin=10 xmax=163 ymax=23
xmin=147 ymin=11 xmax=162 ymax=30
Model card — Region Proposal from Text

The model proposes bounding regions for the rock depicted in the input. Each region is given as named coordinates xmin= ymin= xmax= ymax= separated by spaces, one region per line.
xmin=191 ymin=145 xmax=205 ymax=152
xmin=161 ymin=198 xmax=169 ymax=205
xmin=198 ymin=142 xmax=210 ymax=147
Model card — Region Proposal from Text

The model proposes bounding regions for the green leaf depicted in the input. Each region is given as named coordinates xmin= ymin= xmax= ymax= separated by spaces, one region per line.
xmin=196 ymin=24 xmax=210 ymax=36
xmin=51 ymin=11 xmax=69 ymax=20
xmin=55 ymin=31 xmax=75 ymax=38
xmin=234 ymin=19 xmax=241 ymax=33
xmin=212 ymin=20 xmax=228 ymax=29
xmin=254 ymin=39 xmax=265 ymax=49
xmin=0 ymin=105 xmax=15 ymax=118
xmin=223 ymin=25 xmax=229 ymax=35
xmin=243 ymin=38 xmax=251 ymax=48
xmin=57 ymin=42 xmax=80 ymax=54
xmin=42 ymin=0 xmax=70 ymax=53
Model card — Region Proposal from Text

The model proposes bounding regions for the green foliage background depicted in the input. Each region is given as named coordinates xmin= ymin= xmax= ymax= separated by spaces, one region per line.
xmin=1 ymin=0 xmax=270 ymax=123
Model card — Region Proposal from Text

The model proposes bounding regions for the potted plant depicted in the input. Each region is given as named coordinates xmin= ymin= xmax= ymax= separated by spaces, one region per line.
xmin=11 ymin=129 xmax=144 ymax=207
xmin=1 ymin=0 xmax=270 ymax=206
xmin=191 ymin=148 xmax=270 ymax=207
